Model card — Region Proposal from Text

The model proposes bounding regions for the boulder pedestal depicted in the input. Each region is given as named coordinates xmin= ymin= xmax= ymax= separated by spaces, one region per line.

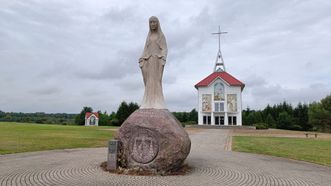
xmin=117 ymin=109 xmax=191 ymax=173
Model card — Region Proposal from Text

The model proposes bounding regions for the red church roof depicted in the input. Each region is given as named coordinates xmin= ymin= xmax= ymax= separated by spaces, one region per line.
xmin=195 ymin=71 xmax=245 ymax=90
xmin=85 ymin=112 xmax=99 ymax=119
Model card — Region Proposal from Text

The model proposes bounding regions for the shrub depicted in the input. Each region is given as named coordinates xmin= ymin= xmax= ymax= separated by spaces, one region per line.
xmin=110 ymin=118 xmax=120 ymax=126
xmin=254 ymin=123 xmax=268 ymax=130
xmin=184 ymin=121 xmax=197 ymax=125
xmin=290 ymin=125 xmax=302 ymax=131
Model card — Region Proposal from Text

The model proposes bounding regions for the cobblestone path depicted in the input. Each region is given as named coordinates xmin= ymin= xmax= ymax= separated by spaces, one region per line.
xmin=1 ymin=129 xmax=330 ymax=186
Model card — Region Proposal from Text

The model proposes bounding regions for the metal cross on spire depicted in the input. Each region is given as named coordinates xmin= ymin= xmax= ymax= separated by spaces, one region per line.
xmin=212 ymin=26 xmax=227 ymax=72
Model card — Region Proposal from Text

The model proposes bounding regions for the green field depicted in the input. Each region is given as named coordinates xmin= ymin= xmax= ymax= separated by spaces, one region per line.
xmin=232 ymin=136 xmax=331 ymax=167
xmin=0 ymin=122 xmax=116 ymax=154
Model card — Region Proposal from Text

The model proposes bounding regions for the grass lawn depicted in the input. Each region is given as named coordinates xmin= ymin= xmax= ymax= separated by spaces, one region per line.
xmin=232 ymin=136 xmax=331 ymax=167
xmin=0 ymin=122 xmax=116 ymax=155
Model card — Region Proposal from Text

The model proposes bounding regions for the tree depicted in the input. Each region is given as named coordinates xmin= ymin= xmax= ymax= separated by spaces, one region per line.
xmin=0 ymin=110 xmax=5 ymax=118
xmin=98 ymin=111 xmax=111 ymax=126
xmin=277 ymin=111 xmax=294 ymax=129
xmin=75 ymin=107 xmax=93 ymax=125
xmin=242 ymin=108 xmax=252 ymax=125
xmin=109 ymin=111 xmax=117 ymax=120
xmin=116 ymin=101 xmax=139 ymax=126
xmin=188 ymin=109 xmax=198 ymax=123
xmin=321 ymin=94 xmax=331 ymax=132
xmin=128 ymin=102 xmax=140 ymax=115
xmin=263 ymin=104 xmax=272 ymax=121
xmin=309 ymin=95 xmax=331 ymax=132
xmin=242 ymin=109 xmax=264 ymax=126
xmin=265 ymin=114 xmax=276 ymax=128
xmin=253 ymin=112 xmax=263 ymax=124
xmin=280 ymin=101 xmax=293 ymax=116
xmin=172 ymin=112 xmax=191 ymax=123
xmin=293 ymin=103 xmax=310 ymax=131
xmin=245 ymin=112 xmax=255 ymax=126
xmin=321 ymin=94 xmax=331 ymax=112
xmin=116 ymin=101 xmax=129 ymax=125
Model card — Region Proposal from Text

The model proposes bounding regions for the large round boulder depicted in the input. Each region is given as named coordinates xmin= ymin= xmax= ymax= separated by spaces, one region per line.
xmin=117 ymin=109 xmax=191 ymax=173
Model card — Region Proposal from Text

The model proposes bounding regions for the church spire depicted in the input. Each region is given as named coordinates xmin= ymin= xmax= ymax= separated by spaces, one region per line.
xmin=212 ymin=26 xmax=227 ymax=72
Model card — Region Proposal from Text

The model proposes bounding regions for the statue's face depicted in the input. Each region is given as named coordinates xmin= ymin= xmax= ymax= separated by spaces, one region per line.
xmin=149 ymin=19 xmax=158 ymax=31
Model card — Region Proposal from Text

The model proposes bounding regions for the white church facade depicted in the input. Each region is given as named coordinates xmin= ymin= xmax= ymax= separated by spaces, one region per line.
xmin=195 ymin=26 xmax=245 ymax=126
xmin=195 ymin=72 xmax=244 ymax=126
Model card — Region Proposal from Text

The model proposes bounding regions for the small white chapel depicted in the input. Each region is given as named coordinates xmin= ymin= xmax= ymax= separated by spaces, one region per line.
xmin=85 ymin=112 xmax=99 ymax=126
xmin=195 ymin=27 xmax=245 ymax=126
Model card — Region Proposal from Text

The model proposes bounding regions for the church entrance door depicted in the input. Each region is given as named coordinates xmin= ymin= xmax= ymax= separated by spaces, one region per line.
xmin=214 ymin=115 xmax=224 ymax=125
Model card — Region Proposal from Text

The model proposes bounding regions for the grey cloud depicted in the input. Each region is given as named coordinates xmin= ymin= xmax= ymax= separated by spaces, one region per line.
xmin=114 ymin=72 xmax=178 ymax=93
xmin=75 ymin=48 xmax=140 ymax=80
xmin=81 ymin=89 xmax=104 ymax=97
xmin=29 ymin=87 xmax=61 ymax=96
xmin=166 ymin=8 xmax=214 ymax=63
xmin=102 ymin=5 xmax=138 ymax=24
xmin=115 ymin=74 xmax=144 ymax=92
xmin=163 ymin=73 xmax=177 ymax=85
xmin=0 ymin=0 xmax=330 ymax=113
xmin=244 ymin=75 xmax=267 ymax=88
xmin=244 ymin=83 xmax=330 ymax=109
xmin=165 ymin=89 xmax=197 ymax=112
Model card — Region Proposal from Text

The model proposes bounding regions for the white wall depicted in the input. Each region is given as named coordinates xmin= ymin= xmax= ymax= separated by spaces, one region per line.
xmin=197 ymin=78 xmax=243 ymax=126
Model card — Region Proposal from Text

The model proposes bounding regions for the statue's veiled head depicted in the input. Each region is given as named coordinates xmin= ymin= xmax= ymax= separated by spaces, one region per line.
xmin=149 ymin=16 xmax=159 ymax=32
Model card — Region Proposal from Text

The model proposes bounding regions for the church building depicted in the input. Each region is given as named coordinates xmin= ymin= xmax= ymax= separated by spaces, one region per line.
xmin=195 ymin=27 xmax=245 ymax=126
xmin=85 ymin=112 xmax=99 ymax=126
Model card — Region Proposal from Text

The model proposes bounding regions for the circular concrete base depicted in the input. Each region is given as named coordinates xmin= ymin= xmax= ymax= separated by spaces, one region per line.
xmin=0 ymin=130 xmax=330 ymax=186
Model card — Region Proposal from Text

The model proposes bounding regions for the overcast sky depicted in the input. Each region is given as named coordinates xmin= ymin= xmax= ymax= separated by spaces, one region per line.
xmin=0 ymin=0 xmax=330 ymax=113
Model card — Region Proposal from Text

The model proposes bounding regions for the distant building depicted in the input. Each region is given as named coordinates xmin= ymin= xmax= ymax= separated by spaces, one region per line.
xmin=194 ymin=26 xmax=245 ymax=126
xmin=85 ymin=112 xmax=99 ymax=126
xmin=195 ymin=72 xmax=244 ymax=125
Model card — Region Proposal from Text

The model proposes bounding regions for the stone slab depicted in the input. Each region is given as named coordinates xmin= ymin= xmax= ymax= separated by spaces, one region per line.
xmin=107 ymin=140 xmax=118 ymax=171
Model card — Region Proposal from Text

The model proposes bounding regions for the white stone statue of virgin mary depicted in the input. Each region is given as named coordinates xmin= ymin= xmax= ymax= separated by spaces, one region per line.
xmin=139 ymin=16 xmax=168 ymax=109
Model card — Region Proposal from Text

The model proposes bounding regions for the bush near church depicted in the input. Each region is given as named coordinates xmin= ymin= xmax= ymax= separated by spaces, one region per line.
xmin=242 ymin=94 xmax=331 ymax=133
xmin=254 ymin=123 xmax=268 ymax=130
xmin=172 ymin=109 xmax=198 ymax=125
xmin=110 ymin=118 xmax=120 ymax=126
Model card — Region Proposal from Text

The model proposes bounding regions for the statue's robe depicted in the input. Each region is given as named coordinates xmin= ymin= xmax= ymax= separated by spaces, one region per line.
xmin=139 ymin=31 xmax=167 ymax=109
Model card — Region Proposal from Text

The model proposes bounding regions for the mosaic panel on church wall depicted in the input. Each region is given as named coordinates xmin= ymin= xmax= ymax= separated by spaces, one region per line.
xmin=214 ymin=82 xmax=225 ymax=101
xmin=227 ymin=94 xmax=237 ymax=112
xmin=202 ymin=94 xmax=212 ymax=112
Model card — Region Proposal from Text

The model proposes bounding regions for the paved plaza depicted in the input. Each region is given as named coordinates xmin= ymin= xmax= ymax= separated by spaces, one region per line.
xmin=1 ymin=129 xmax=331 ymax=186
